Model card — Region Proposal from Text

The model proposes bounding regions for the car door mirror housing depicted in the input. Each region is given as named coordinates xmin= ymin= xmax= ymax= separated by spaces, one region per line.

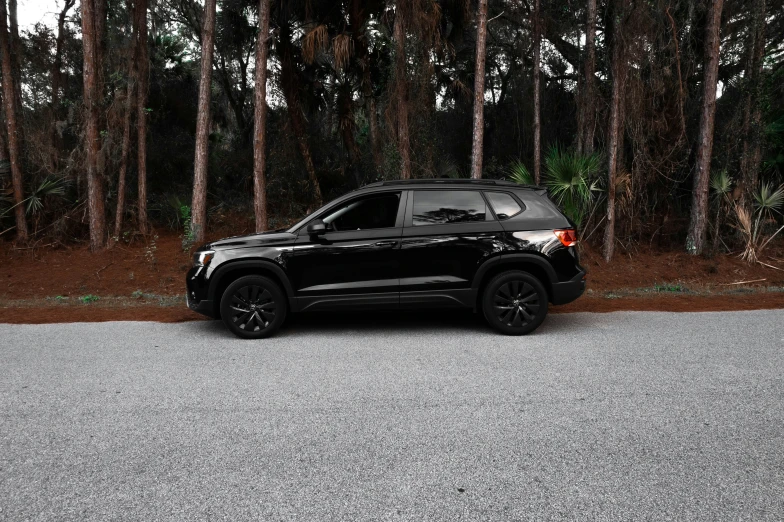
xmin=307 ymin=219 xmax=327 ymax=235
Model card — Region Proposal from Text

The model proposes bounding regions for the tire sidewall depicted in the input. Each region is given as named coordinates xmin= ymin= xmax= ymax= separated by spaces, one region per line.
xmin=482 ymin=271 xmax=549 ymax=335
xmin=220 ymin=275 xmax=288 ymax=339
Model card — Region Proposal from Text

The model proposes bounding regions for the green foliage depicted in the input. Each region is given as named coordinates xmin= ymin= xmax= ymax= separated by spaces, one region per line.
xmin=753 ymin=183 xmax=784 ymax=215
xmin=733 ymin=183 xmax=784 ymax=263
xmin=710 ymin=170 xmax=732 ymax=198
xmin=26 ymin=177 xmax=67 ymax=216
xmin=507 ymin=160 xmax=534 ymax=185
xmin=510 ymin=147 xmax=602 ymax=229
xmin=79 ymin=295 xmax=100 ymax=304
xmin=653 ymin=283 xmax=685 ymax=293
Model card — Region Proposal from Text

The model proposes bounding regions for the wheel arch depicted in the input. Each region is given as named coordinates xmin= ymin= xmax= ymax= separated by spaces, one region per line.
xmin=208 ymin=259 xmax=296 ymax=317
xmin=472 ymin=254 xmax=556 ymax=308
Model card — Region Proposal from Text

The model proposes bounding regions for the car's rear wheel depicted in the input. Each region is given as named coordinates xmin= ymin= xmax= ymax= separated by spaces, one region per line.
xmin=220 ymin=275 xmax=287 ymax=339
xmin=482 ymin=270 xmax=548 ymax=335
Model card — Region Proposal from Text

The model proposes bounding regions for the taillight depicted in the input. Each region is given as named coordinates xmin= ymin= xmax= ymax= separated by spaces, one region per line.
xmin=554 ymin=229 xmax=578 ymax=247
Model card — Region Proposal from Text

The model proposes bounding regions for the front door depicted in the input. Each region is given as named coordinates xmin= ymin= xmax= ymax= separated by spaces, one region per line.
xmin=288 ymin=191 xmax=406 ymax=311
xmin=399 ymin=189 xmax=504 ymax=307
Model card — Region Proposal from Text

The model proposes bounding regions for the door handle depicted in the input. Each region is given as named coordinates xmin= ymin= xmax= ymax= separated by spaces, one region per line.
xmin=475 ymin=235 xmax=496 ymax=240
xmin=374 ymin=240 xmax=399 ymax=247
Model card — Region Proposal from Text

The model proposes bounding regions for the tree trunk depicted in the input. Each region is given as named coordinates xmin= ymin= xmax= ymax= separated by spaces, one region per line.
xmin=279 ymin=24 xmax=322 ymax=206
xmin=393 ymin=5 xmax=412 ymax=180
xmin=349 ymin=0 xmax=377 ymax=179
xmin=115 ymin=0 xmax=138 ymax=238
xmin=0 ymin=0 xmax=26 ymax=240
xmin=532 ymin=0 xmax=542 ymax=184
xmin=136 ymin=0 xmax=149 ymax=235
xmin=253 ymin=0 xmax=271 ymax=232
xmin=7 ymin=0 xmax=22 ymax=131
xmin=685 ymin=0 xmax=724 ymax=256
xmin=191 ymin=0 xmax=217 ymax=244
xmin=602 ymin=0 xmax=626 ymax=262
xmin=95 ymin=0 xmax=107 ymax=90
xmin=50 ymin=0 xmax=75 ymax=173
xmin=81 ymin=0 xmax=107 ymax=251
xmin=470 ymin=0 xmax=489 ymax=180
xmin=578 ymin=0 xmax=597 ymax=154
xmin=368 ymin=94 xmax=381 ymax=173
xmin=739 ymin=0 xmax=766 ymax=199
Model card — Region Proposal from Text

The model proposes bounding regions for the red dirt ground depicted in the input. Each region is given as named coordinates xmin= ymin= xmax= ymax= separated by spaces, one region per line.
xmin=1 ymin=233 xmax=783 ymax=324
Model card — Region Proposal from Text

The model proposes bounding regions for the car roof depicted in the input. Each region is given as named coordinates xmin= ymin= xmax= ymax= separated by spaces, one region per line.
xmin=359 ymin=178 xmax=544 ymax=191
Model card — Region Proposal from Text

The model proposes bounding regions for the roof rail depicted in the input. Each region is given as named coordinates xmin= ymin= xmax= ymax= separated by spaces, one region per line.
xmin=361 ymin=178 xmax=541 ymax=188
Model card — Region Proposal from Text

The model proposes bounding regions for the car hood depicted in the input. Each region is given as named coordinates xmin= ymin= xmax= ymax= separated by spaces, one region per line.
xmin=206 ymin=229 xmax=297 ymax=250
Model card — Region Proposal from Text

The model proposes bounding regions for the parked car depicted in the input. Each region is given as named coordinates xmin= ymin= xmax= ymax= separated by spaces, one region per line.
xmin=186 ymin=179 xmax=585 ymax=338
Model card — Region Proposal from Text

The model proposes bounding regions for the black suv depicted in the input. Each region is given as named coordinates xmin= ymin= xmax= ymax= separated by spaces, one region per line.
xmin=186 ymin=179 xmax=585 ymax=338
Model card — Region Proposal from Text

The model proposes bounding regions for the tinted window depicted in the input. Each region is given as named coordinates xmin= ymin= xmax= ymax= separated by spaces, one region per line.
xmin=485 ymin=192 xmax=523 ymax=219
xmin=412 ymin=191 xmax=488 ymax=226
xmin=322 ymin=192 xmax=401 ymax=231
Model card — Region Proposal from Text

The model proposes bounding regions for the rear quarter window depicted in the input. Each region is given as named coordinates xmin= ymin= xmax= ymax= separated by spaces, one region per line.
xmin=485 ymin=192 xmax=523 ymax=219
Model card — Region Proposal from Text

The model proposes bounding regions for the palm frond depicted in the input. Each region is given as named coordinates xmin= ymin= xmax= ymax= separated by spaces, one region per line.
xmin=507 ymin=160 xmax=534 ymax=185
xmin=25 ymin=177 xmax=67 ymax=216
xmin=753 ymin=183 xmax=784 ymax=215
xmin=710 ymin=169 xmax=732 ymax=196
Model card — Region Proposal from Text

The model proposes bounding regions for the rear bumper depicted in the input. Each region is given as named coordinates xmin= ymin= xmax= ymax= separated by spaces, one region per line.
xmin=550 ymin=271 xmax=586 ymax=305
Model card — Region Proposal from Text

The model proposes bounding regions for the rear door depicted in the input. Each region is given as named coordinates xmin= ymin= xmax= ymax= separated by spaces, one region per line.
xmin=399 ymin=189 xmax=504 ymax=307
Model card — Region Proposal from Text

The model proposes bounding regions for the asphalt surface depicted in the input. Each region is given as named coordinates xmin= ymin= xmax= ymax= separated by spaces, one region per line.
xmin=1 ymin=309 xmax=783 ymax=521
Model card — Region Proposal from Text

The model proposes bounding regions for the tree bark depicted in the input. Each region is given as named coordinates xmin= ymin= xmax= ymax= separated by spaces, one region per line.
xmin=578 ymin=0 xmax=597 ymax=154
xmin=393 ymin=5 xmax=411 ymax=180
xmin=80 ymin=0 xmax=107 ymax=250
xmin=253 ymin=0 xmax=271 ymax=232
xmin=279 ymin=24 xmax=322 ymax=206
xmin=50 ymin=0 xmax=76 ymax=173
xmin=7 ymin=0 xmax=22 ymax=130
xmin=739 ymin=0 xmax=766 ymax=200
xmin=532 ymin=0 xmax=542 ymax=184
xmin=115 ymin=0 xmax=138 ymax=238
xmin=685 ymin=0 xmax=724 ymax=256
xmin=0 ymin=0 xmax=26 ymax=240
xmin=191 ymin=0 xmax=217 ymax=243
xmin=602 ymin=0 xmax=626 ymax=262
xmin=470 ymin=0 xmax=489 ymax=180
xmin=136 ymin=0 xmax=149 ymax=235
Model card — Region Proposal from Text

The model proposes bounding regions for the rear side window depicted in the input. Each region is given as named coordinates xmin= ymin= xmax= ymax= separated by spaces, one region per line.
xmin=412 ymin=190 xmax=488 ymax=226
xmin=485 ymin=192 xmax=523 ymax=219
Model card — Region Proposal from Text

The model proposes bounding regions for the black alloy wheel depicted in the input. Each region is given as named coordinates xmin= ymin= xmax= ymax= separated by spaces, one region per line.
xmin=220 ymin=275 xmax=287 ymax=339
xmin=482 ymin=271 xmax=548 ymax=335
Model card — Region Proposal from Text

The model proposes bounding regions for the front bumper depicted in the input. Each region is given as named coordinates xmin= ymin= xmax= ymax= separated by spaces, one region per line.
xmin=186 ymin=266 xmax=216 ymax=317
xmin=550 ymin=271 xmax=586 ymax=305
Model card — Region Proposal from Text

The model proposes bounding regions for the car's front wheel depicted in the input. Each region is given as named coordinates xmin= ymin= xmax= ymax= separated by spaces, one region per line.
xmin=482 ymin=270 xmax=548 ymax=335
xmin=220 ymin=275 xmax=287 ymax=339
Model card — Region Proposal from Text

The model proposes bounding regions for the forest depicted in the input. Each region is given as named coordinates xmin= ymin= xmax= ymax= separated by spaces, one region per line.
xmin=0 ymin=0 xmax=783 ymax=264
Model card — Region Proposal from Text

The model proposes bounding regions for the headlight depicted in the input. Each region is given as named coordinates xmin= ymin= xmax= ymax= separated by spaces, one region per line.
xmin=193 ymin=250 xmax=215 ymax=267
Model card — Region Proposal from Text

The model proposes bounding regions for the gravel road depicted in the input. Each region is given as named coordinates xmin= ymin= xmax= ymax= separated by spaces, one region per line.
xmin=1 ymin=310 xmax=783 ymax=521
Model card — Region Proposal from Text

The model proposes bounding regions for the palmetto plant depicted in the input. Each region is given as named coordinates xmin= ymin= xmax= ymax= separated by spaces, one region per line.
xmin=710 ymin=169 xmax=733 ymax=251
xmin=507 ymin=160 xmax=534 ymax=185
xmin=1 ymin=176 xmax=67 ymax=219
xmin=508 ymin=147 xmax=601 ymax=229
xmin=733 ymin=182 xmax=784 ymax=263
xmin=543 ymin=146 xmax=602 ymax=228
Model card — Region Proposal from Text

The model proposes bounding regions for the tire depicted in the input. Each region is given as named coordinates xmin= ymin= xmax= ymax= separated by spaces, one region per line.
xmin=482 ymin=270 xmax=548 ymax=335
xmin=219 ymin=275 xmax=288 ymax=339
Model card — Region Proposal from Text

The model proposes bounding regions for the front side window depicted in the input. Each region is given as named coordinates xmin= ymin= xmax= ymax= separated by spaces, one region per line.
xmin=322 ymin=192 xmax=401 ymax=231
xmin=485 ymin=192 xmax=523 ymax=219
xmin=412 ymin=191 xmax=488 ymax=226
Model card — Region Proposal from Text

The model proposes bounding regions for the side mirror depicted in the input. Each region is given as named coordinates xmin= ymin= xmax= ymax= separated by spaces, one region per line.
xmin=307 ymin=219 xmax=327 ymax=235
